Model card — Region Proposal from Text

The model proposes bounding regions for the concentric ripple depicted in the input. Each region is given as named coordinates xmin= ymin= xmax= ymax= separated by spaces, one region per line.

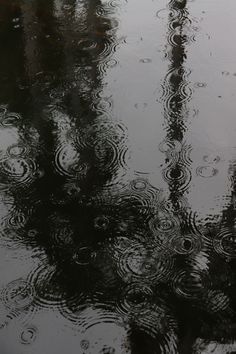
xmin=130 ymin=177 xmax=150 ymax=192
xmin=90 ymin=97 xmax=114 ymax=116
xmin=117 ymin=243 xmax=173 ymax=283
xmin=169 ymin=233 xmax=202 ymax=255
xmin=159 ymin=139 xmax=182 ymax=166
xmin=94 ymin=137 xmax=129 ymax=174
xmin=213 ymin=227 xmax=236 ymax=259
xmin=179 ymin=143 xmax=192 ymax=166
xmin=78 ymin=36 xmax=117 ymax=65
xmin=0 ymin=157 xmax=38 ymax=188
xmin=134 ymin=306 xmax=178 ymax=349
xmin=162 ymin=164 xmax=192 ymax=193
xmin=72 ymin=246 xmax=94 ymax=266
xmin=0 ymin=279 xmax=35 ymax=310
xmin=172 ymin=270 xmax=208 ymax=299
xmin=149 ymin=211 xmax=180 ymax=239
xmin=54 ymin=143 xmax=88 ymax=178
xmin=98 ymin=58 xmax=118 ymax=76
xmin=0 ymin=112 xmax=21 ymax=127
xmin=117 ymin=285 xmax=178 ymax=351
xmin=75 ymin=118 xmax=128 ymax=151
xmin=76 ymin=307 xmax=131 ymax=353
xmin=114 ymin=190 xmax=157 ymax=219
xmin=117 ymin=283 xmax=154 ymax=317
xmin=196 ymin=166 xmax=218 ymax=178
xmin=161 ymin=67 xmax=193 ymax=104
xmin=159 ymin=139 xmax=182 ymax=154
xmin=94 ymin=215 xmax=110 ymax=230
xmin=156 ymin=8 xmax=179 ymax=20
xmin=27 ymin=263 xmax=65 ymax=308
xmin=0 ymin=105 xmax=7 ymax=116
xmin=6 ymin=144 xmax=28 ymax=158
xmin=50 ymin=220 xmax=74 ymax=249
xmin=96 ymin=1 xmax=119 ymax=16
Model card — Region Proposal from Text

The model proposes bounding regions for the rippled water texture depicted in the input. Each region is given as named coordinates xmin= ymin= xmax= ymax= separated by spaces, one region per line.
xmin=0 ymin=0 xmax=236 ymax=353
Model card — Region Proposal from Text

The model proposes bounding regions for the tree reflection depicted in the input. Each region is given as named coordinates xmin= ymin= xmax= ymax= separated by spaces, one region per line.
xmin=161 ymin=0 xmax=236 ymax=351
xmin=0 ymin=0 xmax=236 ymax=353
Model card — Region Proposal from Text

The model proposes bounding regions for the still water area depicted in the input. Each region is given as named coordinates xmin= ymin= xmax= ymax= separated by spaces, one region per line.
xmin=0 ymin=0 xmax=236 ymax=353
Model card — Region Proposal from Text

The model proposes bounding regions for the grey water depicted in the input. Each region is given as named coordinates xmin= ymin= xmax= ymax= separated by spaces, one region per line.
xmin=0 ymin=0 xmax=236 ymax=353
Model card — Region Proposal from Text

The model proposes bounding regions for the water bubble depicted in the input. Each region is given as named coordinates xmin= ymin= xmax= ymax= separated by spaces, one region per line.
xmin=20 ymin=325 xmax=37 ymax=345
xmin=130 ymin=178 xmax=148 ymax=192
xmin=196 ymin=166 xmax=218 ymax=178
xmin=194 ymin=82 xmax=207 ymax=88
xmin=139 ymin=58 xmax=152 ymax=64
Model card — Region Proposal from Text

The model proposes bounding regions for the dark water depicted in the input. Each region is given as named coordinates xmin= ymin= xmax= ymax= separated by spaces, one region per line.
xmin=0 ymin=0 xmax=236 ymax=353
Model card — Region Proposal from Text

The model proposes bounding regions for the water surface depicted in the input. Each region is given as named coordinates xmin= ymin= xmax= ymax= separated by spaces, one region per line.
xmin=0 ymin=0 xmax=236 ymax=353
